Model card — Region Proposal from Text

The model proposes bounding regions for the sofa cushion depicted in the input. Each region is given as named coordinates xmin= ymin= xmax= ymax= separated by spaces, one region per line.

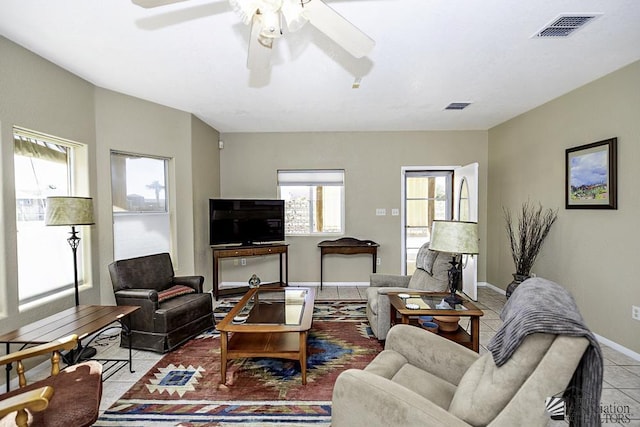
xmin=155 ymin=293 xmax=213 ymax=333
xmin=448 ymin=333 xmax=555 ymax=425
xmin=407 ymin=268 xmax=448 ymax=292
xmin=157 ymin=285 xmax=195 ymax=303
xmin=415 ymin=244 xmax=437 ymax=274
xmin=392 ymin=364 xmax=457 ymax=410
xmin=109 ymin=253 xmax=174 ymax=291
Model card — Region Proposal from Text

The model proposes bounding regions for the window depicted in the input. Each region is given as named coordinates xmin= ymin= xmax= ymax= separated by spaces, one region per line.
xmin=403 ymin=170 xmax=453 ymax=274
xmin=277 ymin=169 xmax=344 ymax=236
xmin=14 ymin=130 xmax=86 ymax=304
xmin=111 ymin=151 xmax=171 ymax=259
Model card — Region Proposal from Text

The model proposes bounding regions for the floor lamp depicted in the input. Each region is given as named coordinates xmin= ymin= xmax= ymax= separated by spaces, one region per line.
xmin=429 ymin=220 xmax=479 ymax=306
xmin=45 ymin=196 xmax=95 ymax=360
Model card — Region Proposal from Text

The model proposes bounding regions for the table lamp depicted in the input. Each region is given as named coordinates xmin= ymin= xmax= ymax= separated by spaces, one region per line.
xmin=45 ymin=196 xmax=94 ymax=306
xmin=429 ymin=220 xmax=479 ymax=306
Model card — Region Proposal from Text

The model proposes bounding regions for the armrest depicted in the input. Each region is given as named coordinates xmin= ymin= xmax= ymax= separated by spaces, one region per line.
xmin=0 ymin=335 xmax=78 ymax=367
xmin=173 ymin=275 xmax=205 ymax=292
xmin=115 ymin=289 xmax=158 ymax=305
xmin=0 ymin=335 xmax=78 ymax=391
xmin=114 ymin=289 xmax=159 ymax=329
xmin=370 ymin=274 xmax=411 ymax=288
xmin=332 ymin=369 xmax=470 ymax=427
xmin=0 ymin=386 xmax=53 ymax=425
xmin=386 ymin=325 xmax=479 ymax=386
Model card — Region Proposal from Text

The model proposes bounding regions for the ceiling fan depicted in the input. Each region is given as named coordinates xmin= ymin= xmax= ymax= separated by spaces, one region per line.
xmin=132 ymin=0 xmax=375 ymax=70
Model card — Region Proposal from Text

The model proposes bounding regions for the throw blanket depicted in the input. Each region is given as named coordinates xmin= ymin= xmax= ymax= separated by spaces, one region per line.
xmin=488 ymin=277 xmax=603 ymax=427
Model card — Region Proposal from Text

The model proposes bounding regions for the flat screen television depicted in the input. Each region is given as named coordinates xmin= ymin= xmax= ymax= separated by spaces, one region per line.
xmin=209 ymin=198 xmax=285 ymax=246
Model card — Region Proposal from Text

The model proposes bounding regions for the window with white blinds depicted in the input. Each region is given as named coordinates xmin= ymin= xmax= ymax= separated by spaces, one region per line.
xmin=277 ymin=169 xmax=345 ymax=235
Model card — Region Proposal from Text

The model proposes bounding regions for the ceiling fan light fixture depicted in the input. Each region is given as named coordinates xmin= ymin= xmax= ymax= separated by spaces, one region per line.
xmin=259 ymin=10 xmax=283 ymax=38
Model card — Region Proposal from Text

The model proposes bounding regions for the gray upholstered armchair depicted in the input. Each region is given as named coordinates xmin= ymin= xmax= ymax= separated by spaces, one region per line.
xmin=336 ymin=278 xmax=603 ymax=427
xmin=332 ymin=324 xmax=590 ymax=427
xmin=108 ymin=252 xmax=214 ymax=353
xmin=366 ymin=241 xmax=454 ymax=339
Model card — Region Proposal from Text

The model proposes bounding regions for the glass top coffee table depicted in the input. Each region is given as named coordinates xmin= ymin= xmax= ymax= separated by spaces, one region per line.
xmin=216 ymin=286 xmax=315 ymax=385
xmin=388 ymin=291 xmax=484 ymax=352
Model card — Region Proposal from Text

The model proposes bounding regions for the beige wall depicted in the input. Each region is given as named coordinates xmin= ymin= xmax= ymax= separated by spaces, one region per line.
xmin=0 ymin=36 xmax=99 ymax=331
xmin=219 ymin=131 xmax=488 ymax=285
xmin=95 ymin=89 xmax=222 ymax=301
xmin=487 ymin=60 xmax=640 ymax=353
xmin=0 ymin=37 xmax=220 ymax=337
xmin=191 ymin=115 xmax=221 ymax=289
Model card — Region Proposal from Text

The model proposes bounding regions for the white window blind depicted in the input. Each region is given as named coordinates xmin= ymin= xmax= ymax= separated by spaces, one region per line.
xmin=278 ymin=169 xmax=345 ymax=235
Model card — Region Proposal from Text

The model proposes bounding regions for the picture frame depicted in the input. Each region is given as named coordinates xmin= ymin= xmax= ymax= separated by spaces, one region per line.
xmin=565 ymin=137 xmax=617 ymax=209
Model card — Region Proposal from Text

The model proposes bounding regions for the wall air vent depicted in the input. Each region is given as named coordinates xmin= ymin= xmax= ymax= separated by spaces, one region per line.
xmin=535 ymin=14 xmax=600 ymax=38
xmin=445 ymin=102 xmax=471 ymax=111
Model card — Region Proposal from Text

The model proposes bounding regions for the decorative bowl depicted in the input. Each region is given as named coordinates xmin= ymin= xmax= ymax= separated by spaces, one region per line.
xmin=421 ymin=321 xmax=439 ymax=333
xmin=417 ymin=315 xmax=433 ymax=325
xmin=433 ymin=316 xmax=460 ymax=332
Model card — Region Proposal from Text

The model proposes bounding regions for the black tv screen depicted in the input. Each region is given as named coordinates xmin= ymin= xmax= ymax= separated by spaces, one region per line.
xmin=209 ymin=199 xmax=285 ymax=246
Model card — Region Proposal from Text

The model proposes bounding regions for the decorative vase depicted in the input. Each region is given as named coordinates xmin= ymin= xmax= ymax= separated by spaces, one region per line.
xmin=505 ymin=273 xmax=530 ymax=298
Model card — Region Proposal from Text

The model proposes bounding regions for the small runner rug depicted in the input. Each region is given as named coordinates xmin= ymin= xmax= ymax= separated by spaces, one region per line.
xmin=96 ymin=300 xmax=381 ymax=426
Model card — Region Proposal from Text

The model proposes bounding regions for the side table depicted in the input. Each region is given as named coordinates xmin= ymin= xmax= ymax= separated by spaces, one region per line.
xmin=388 ymin=291 xmax=484 ymax=352
xmin=317 ymin=237 xmax=379 ymax=289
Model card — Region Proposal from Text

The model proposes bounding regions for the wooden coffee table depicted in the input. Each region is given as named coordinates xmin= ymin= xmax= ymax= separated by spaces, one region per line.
xmin=216 ymin=287 xmax=315 ymax=385
xmin=388 ymin=291 xmax=484 ymax=352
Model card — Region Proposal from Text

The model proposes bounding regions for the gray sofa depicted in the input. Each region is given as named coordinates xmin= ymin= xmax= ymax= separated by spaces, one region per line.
xmin=108 ymin=252 xmax=214 ymax=353
xmin=366 ymin=241 xmax=454 ymax=339
xmin=332 ymin=324 xmax=589 ymax=427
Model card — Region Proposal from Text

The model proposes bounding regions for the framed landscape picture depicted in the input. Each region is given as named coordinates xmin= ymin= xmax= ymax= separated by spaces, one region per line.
xmin=565 ymin=137 xmax=617 ymax=209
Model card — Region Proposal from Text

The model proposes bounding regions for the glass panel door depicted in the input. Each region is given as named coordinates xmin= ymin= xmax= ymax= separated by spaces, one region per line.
xmin=403 ymin=170 xmax=452 ymax=274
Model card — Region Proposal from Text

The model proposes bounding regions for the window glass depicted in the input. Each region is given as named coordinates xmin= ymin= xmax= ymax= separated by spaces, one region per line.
xmin=111 ymin=152 xmax=170 ymax=259
xmin=404 ymin=171 xmax=453 ymax=274
xmin=278 ymin=169 xmax=344 ymax=235
xmin=14 ymin=133 xmax=80 ymax=304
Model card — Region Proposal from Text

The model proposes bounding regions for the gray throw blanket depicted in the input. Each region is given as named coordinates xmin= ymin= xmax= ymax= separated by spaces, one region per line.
xmin=488 ymin=277 xmax=603 ymax=427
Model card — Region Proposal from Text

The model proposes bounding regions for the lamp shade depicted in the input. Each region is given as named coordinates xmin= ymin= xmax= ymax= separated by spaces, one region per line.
xmin=429 ymin=220 xmax=479 ymax=255
xmin=45 ymin=196 xmax=94 ymax=226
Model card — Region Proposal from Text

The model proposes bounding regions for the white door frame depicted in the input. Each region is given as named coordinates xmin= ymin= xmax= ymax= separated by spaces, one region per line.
xmin=453 ymin=162 xmax=479 ymax=301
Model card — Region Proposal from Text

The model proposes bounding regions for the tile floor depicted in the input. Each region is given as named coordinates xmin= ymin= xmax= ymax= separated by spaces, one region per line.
xmin=10 ymin=286 xmax=640 ymax=425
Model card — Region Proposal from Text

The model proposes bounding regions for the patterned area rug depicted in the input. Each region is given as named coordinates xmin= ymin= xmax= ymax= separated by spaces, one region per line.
xmin=96 ymin=301 xmax=380 ymax=426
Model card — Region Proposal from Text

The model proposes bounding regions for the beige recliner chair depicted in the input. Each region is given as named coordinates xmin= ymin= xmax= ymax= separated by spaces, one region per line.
xmin=366 ymin=241 xmax=454 ymax=339
xmin=334 ymin=278 xmax=603 ymax=427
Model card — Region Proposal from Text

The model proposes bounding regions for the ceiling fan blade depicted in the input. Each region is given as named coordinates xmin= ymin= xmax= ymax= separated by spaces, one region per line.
xmin=132 ymin=0 xmax=191 ymax=8
xmin=247 ymin=14 xmax=274 ymax=70
xmin=303 ymin=0 xmax=375 ymax=58
xmin=281 ymin=0 xmax=307 ymax=32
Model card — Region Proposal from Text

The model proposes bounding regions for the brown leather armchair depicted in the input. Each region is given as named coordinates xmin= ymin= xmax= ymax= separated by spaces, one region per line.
xmin=108 ymin=252 xmax=214 ymax=353
xmin=0 ymin=335 xmax=102 ymax=427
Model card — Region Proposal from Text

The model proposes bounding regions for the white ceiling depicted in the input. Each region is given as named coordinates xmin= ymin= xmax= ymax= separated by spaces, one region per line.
xmin=1 ymin=0 xmax=639 ymax=133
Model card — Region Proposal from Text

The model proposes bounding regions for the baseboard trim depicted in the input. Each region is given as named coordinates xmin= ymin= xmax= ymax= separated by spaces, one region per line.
xmin=219 ymin=281 xmax=370 ymax=289
xmin=594 ymin=333 xmax=640 ymax=362
xmin=478 ymin=281 xmax=506 ymax=295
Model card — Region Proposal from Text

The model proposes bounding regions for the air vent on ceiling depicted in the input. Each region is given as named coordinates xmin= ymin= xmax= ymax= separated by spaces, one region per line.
xmin=445 ymin=102 xmax=471 ymax=111
xmin=534 ymin=14 xmax=600 ymax=38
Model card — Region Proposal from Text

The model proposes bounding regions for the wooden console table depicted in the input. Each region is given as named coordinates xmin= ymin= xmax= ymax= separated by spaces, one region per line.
xmin=212 ymin=243 xmax=288 ymax=300
xmin=318 ymin=237 xmax=379 ymax=289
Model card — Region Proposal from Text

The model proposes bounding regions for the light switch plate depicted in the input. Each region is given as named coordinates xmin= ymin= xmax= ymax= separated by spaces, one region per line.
xmin=376 ymin=208 xmax=386 ymax=216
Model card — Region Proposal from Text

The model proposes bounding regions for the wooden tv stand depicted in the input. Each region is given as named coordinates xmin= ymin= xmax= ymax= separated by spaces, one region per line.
xmin=211 ymin=243 xmax=288 ymax=300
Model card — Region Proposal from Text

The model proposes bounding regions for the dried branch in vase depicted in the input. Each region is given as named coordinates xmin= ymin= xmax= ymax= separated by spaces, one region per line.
xmin=503 ymin=201 xmax=558 ymax=277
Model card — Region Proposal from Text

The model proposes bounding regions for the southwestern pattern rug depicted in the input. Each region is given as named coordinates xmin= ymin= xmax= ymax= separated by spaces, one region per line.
xmin=96 ymin=300 xmax=381 ymax=426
